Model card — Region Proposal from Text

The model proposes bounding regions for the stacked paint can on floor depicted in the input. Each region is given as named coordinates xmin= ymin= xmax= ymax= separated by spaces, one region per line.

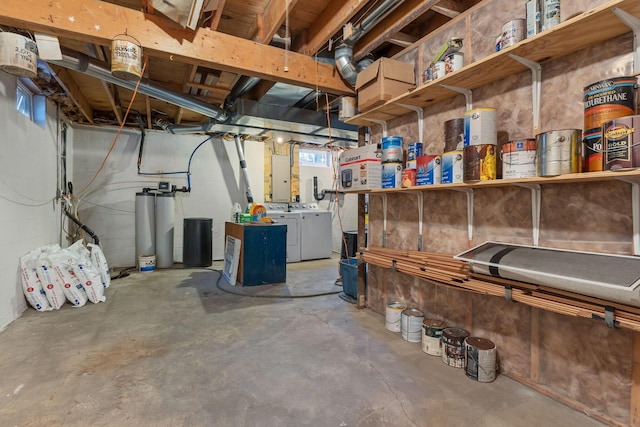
xmin=401 ymin=308 xmax=424 ymax=343
xmin=442 ymin=327 xmax=470 ymax=368
xmin=465 ymin=337 xmax=497 ymax=382
xmin=382 ymin=136 xmax=403 ymax=188
xmin=501 ymin=139 xmax=537 ymax=179
xmin=602 ymin=115 xmax=640 ymax=171
xmin=385 ymin=302 xmax=407 ymax=332
xmin=583 ymin=76 xmax=637 ymax=172
xmin=422 ymin=319 xmax=446 ymax=356
xmin=464 ymin=108 xmax=497 ymax=182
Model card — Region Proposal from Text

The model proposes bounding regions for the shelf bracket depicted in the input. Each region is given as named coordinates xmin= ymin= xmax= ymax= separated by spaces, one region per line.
xmin=408 ymin=191 xmax=425 ymax=251
xmin=439 ymin=84 xmax=473 ymax=110
xmin=613 ymin=7 xmax=640 ymax=74
xmin=452 ymin=188 xmax=474 ymax=242
xmin=508 ymin=54 xmax=542 ymax=131
xmin=368 ymin=119 xmax=388 ymax=137
xmin=614 ymin=176 xmax=640 ymax=255
xmin=515 ymin=183 xmax=541 ymax=246
xmin=398 ymin=104 xmax=424 ymax=142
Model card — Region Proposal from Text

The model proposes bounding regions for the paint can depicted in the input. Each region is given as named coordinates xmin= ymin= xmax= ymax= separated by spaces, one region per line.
xmin=501 ymin=19 xmax=526 ymax=49
xmin=138 ymin=255 xmax=156 ymax=272
xmin=465 ymin=337 xmax=497 ymax=383
xmin=422 ymin=319 xmax=447 ymax=356
xmin=526 ymin=0 xmax=541 ymax=37
xmin=463 ymin=144 xmax=497 ymax=182
xmin=441 ymin=151 xmax=464 ymax=184
xmin=602 ymin=115 xmax=640 ymax=171
xmin=0 ymin=32 xmax=38 ymax=78
xmin=433 ymin=61 xmax=446 ymax=79
xmin=386 ymin=302 xmax=407 ymax=332
xmin=583 ymin=76 xmax=637 ymax=171
xmin=542 ymin=0 xmax=561 ymax=31
xmin=382 ymin=162 xmax=403 ymax=188
xmin=422 ymin=67 xmax=433 ymax=83
xmin=464 ymin=108 xmax=497 ymax=147
xmin=501 ymin=139 xmax=537 ymax=179
xmin=406 ymin=142 xmax=423 ymax=169
xmin=444 ymin=52 xmax=464 ymax=74
xmin=381 ymin=136 xmax=404 ymax=164
xmin=401 ymin=308 xmax=424 ymax=343
xmin=401 ymin=168 xmax=416 ymax=187
xmin=444 ymin=118 xmax=465 ymax=152
xmin=442 ymin=327 xmax=470 ymax=368
xmin=425 ymin=155 xmax=442 ymax=185
xmin=495 ymin=34 xmax=503 ymax=52
xmin=111 ymin=34 xmax=143 ymax=81
xmin=416 ymin=155 xmax=435 ymax=185
xmin=536 ymin=129 xmax=582 ymax=176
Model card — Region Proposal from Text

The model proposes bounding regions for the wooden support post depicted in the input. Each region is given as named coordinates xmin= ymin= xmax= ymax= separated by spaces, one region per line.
xmin=531 ymin=307 xmax=540 ymax=382
xmin=632 ymin=330 xmax=640 ymax=426
xmin=357 ymin=126 xmax=367 ymax=309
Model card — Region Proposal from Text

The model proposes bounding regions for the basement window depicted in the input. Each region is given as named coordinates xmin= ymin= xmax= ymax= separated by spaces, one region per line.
xmin=16 ymin=80 xmax=46 ymax=128
xmin=299 ymin=148 xmax=331 ymax=168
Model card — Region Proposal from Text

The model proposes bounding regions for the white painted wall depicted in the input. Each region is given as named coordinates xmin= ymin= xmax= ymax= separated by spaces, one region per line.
xmin=298 ymin=150 xmax=358 ymax=253
xmin=0 ymin=72 xmax=64 ymax=331
xmin=72 ymin=127 xmax=265 ymax=266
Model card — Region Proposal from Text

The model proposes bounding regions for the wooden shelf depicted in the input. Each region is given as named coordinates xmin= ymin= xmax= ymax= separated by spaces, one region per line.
xmin=344 ymin=169 xmax=640 ymax=195
xmin=345 ymin=0 xmax=640 ymax=127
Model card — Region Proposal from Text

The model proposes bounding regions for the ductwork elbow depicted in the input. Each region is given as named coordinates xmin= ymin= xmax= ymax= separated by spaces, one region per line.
xmin=335 ymin=44 xmax=359 ymax=87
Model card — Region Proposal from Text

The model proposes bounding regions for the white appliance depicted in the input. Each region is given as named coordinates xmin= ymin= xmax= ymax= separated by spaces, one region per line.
xmin=264 ymin=203 xmax=302 ymax=263
xmin=289 ymin=203 xmax=332 ymax=261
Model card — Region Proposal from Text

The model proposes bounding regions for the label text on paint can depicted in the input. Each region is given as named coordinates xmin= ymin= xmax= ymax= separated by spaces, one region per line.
xmin=382 ymin=163 xmax=403 ymax=188
xmin=444 ymin=52 xmax=463 ymax=74
xmin=501 ymin=19 xmax=526 ymax=48
xmin=464 ymin=108 xmax=497 ymax=147
xmin=401 ymin=169 xmax=416 ymax=188
xmin=433 ymin=61 xmax=446 ymax=79
xmin=441 ymin=151 xmax=463 ymax=184
xmin=543 ymin=0 xmax=560 ymax=31
xmin=502 ymin=139 xmax=537 ymax=179
xmin=603 ymin=116 xmax=640 ymax=170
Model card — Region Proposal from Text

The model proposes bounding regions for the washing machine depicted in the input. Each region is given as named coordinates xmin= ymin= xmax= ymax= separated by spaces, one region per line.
xmin=264 ymin=203 xmax=302 ymax=263
xmin=289 ymin=203 xmax=332 ymax=261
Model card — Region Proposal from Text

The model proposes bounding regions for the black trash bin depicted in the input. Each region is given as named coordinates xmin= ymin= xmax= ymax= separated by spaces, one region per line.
xmin=183 ymin=218 xmax=212 ymax=267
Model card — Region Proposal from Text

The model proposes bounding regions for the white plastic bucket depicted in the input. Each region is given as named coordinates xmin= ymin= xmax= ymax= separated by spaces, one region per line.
xmin=385 ymin=302 xmax=407 ymax=332
xmin=138 ymin=255 xmax=156 ymax=272
xmin=0 ymin=32 xmax=38 ymax=78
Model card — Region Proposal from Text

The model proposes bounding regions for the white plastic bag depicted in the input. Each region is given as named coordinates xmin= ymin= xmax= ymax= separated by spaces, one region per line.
xmin=49 ymin=250 xmax=88 ymax=307
xmin=19 ymin=249 xmax=51 ymax=312
xmin=88 ymin=243 xmax=111 ymax=289
xmin=69 ymin=240 xmax=106 ymax=303
xmin=35 ymin=246 xmax=66 ymax=310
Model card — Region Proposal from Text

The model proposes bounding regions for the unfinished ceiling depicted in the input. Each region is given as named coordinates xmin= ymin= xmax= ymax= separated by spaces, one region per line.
xmin=0 ymin=0 xmax=480 ymax=144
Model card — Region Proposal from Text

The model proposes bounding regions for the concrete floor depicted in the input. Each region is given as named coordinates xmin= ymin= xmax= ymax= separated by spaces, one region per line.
xmin=0 ymin=256 xmax=605 ymax=427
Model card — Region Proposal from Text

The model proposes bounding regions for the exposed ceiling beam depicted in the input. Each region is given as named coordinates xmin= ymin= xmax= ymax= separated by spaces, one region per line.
xmin=208 ymin=0 xmax=226 ymax=30
xmin=354 ymin=0 xmax=440 ymax=60
xmin=297 ymin=0 xmax=370 ymax=56
xmin=246 ymin=79 xmax=277 ymax=102
xmin=254 ymin=0 xmax=298 ymax=44
xmin=145 ymin=95 xmax=152 ymax=128
xmin=388 ymin=31 xmax=418 ymax=48
xmin=0 ymin=0 xmax=353 ymax=95
xmin=432 ymin=0 xmax=467 ymax=19
xmin=48 ymin=65 xmax=94 ymax=123
xmin=101 ymin=81 xmax=123 ymax=125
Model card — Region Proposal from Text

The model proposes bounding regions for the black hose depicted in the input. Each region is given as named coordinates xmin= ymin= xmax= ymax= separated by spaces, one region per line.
xmin=212 ymin=269 xmax=340 ymax=299
xmin=63 ymin=208 xmax=100 ymax=245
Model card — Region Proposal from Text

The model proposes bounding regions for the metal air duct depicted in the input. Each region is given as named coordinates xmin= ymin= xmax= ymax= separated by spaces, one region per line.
xmin=335 ymin=0 xmax=404 ymax=86
xmin=48 ymin=50 xmax=229 ymax=123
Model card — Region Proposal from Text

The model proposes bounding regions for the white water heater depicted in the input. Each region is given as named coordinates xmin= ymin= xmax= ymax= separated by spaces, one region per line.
xmin=155 ymin=192 xmax=175 ymax=268
xmin=135 ymin=191 xmax=156 ymax=262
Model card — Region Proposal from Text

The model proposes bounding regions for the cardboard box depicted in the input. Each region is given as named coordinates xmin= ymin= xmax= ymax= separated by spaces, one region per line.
xmin=355 ymin=58 xmax=415 ymax=112
xmin=339 ymin=144 xmax=382 ymax=191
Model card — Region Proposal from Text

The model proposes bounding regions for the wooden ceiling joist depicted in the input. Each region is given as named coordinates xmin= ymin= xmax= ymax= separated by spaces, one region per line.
xmin=432 ymin=0 xmax=468 ymax=19
xmin=101 ymin=81 xmax=123 ymax=125
xmin=208 ymin=0 xmax=227 ymax=31
xmin=354 ymin=0 xmax=442 ymax=60
xmin=387 ymin=31 xmax=418 ymax=48
xmin=0 ymin=0 xmax=353 ymax=95
xmin=254 ymin=0 xmax=299 ymax=44
xmin=297 ymin=0 xmax=370 ymax=56
xmin=47 ymin=65 xmax=94 ymax=124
